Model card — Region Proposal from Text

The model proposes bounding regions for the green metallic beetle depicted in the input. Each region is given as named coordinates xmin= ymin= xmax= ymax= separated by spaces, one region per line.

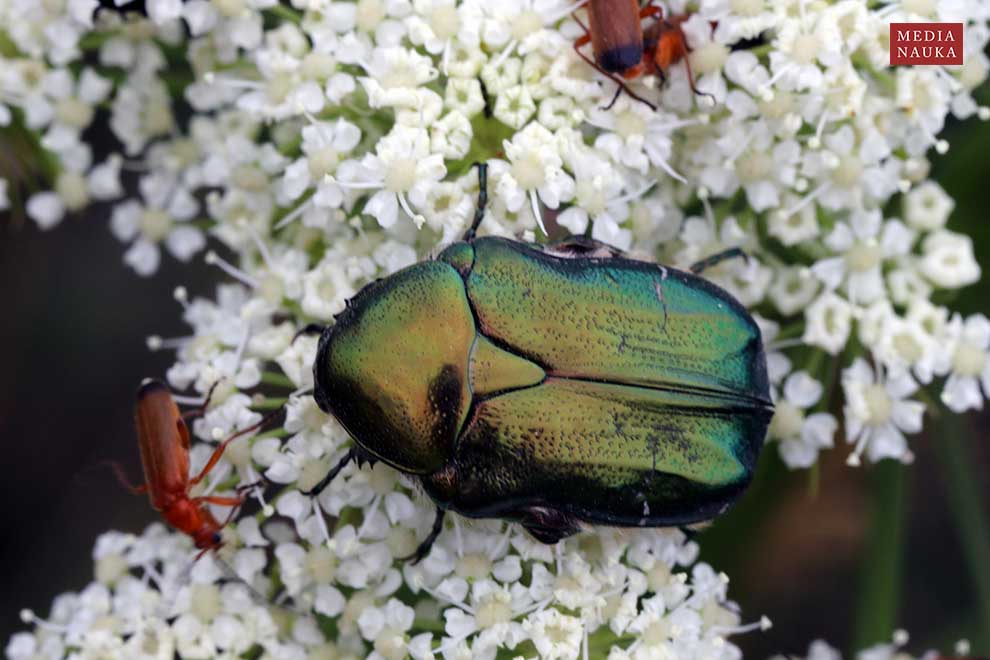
xmin=306 ymin=165 xmax=773 ymax=562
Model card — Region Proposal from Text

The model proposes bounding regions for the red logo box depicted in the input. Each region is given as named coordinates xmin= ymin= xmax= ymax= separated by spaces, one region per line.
xmin=890 ymin=22 xmax=963 ymax=65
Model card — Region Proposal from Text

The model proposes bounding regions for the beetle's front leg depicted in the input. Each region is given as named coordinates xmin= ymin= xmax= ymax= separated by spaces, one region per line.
xmin=400 ymin=507 xmax=447 ymax=564
xmin=462 ymin=162 xmax=489 ymax=242
xmin=690 ymin=247 xmax=748 ymax=274
xmin=303 ymin=447 xmax=357 ymax=497
xmin=292 ymin=323 xmax=327 ymax=344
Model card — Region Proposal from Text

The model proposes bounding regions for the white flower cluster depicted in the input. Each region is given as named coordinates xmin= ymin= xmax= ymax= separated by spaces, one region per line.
xmin=7 ymin=516 xmax=759 ymax=658
xmin=3 ymin=0 xmax=990 ymax=656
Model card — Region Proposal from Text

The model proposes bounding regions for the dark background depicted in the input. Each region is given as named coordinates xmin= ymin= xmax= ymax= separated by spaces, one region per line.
xmin=1 ymin=107 xmax=989 ymax=658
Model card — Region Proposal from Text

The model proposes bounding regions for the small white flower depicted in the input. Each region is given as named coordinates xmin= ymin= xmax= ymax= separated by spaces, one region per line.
xmin=941 ymin=313 xmax=990 ymax=413
xmin=350 ymin=125 xmax=446 ymax=229
xmin=917 ymin=230 xmax=981 ymax=289
xmin=770 ymin=371 xmax=837 ymax=469
xmin=278 ymin=118 xmax=362 ymax=209
xmin=493 ymin=123 xmax=575 ymax=234
xmin=903 ymin=180 xmax=954 ymax=231
xmin=842 ymin=359 xmax=924 ymax=466
xmin=522 ymin=607 xmax=583 ymax=660
xmin=810 ymin=210 xmax=915 ymax=305
xmin=802 ymin=292 xmax=854 ymax=356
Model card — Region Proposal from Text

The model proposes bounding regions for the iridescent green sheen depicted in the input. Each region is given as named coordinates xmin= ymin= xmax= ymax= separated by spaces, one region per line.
xmin=313 ymin=261 xmax=474 ymax=474
xmin=457 ymin=237 xmax=768 ymax=401
xmin=315 ymin=235 xmax=772 ymax=543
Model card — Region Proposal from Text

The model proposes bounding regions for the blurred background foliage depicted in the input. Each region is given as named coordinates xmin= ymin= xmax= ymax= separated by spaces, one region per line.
xmin=0 ymin=87 xmax=988 ymax=660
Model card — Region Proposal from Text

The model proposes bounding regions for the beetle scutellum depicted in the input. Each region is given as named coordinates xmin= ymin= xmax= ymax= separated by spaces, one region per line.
xmin=305 ymin=164 xmax=773 ymax=563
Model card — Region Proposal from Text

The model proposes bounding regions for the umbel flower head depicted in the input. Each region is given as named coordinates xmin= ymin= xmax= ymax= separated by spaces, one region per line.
xmin=3 ymin=0 xmax=990 ymax=657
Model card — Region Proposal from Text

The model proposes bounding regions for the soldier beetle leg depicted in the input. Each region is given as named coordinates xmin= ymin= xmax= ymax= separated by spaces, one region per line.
xmin=181 ymin=379 xmax=222 ymax=421
xmin=189 ymin=407 xmax=284 ymax=487
xmin=572 ymin=14 xmax=658 ymax=111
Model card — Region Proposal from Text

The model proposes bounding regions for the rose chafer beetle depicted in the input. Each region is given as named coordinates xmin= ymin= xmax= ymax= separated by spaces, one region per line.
xmin=305 ymin=165 xmax=773 ymax=562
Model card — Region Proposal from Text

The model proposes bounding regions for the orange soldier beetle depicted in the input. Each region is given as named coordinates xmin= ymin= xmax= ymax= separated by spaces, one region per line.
xmin=122 ymin=379 xmax=274 ymax=557
xmin=573 ymin=0 xmax=706 ymax=110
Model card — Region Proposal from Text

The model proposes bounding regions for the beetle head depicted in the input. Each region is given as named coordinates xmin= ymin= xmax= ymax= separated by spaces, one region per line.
xmin=313 ymin=262 xmax=476 ymax=475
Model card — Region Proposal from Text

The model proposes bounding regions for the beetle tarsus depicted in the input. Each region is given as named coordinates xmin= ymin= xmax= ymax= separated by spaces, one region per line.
xmin=182 ymin=379 xmax=222 ymax=421
xmin=690 ymin=247 xmax=748 ymax=274
xmin=402 ymin=507 xmax=446 ymax=564
xmin=462 ymin=162 xmax=489 ymax=242
xmin=303 ymin=448 xmax=356 ymax=497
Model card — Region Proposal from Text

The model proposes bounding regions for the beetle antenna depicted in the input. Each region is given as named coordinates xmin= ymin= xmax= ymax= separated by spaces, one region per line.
xmin=463 ymin=162 xmax=489 ymax=242
xmin=88 ymin=459 xmax=148 ymax=495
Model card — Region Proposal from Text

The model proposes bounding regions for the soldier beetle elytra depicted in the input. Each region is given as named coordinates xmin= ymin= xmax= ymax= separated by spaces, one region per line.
xmin=573 ymin=0 xmax=707 ymax=110
xmin=122 ymin=378 xmax=272 ymax=559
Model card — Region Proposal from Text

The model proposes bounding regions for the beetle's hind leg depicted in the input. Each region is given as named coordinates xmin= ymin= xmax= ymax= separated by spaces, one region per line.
xmin=401 ymin=507 xmax=447 ymax=564
xmin=690 ymin=247 xmax=748 ymax=274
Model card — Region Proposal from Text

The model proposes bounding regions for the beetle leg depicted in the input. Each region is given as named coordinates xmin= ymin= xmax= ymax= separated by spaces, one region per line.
xmin=641 ymin=1 xmax=663 ymax=21
xmin=292 ymin=323 xmax=327 ymax=344
xmin=679 ymin=45 xmax=716 ymax=106
xmin=462 ymin=162 xmax=489 ymax=242
xmin=519 ymin=507 xmax=582 ymax=545
xmin=479 ymin=77 xmax=493 ymax=119
xmin=180 ymin=379 xmax=222 ymax=421
xmin=189 ymin=407 xmax=284 ymax=487
xmin=303 ymin=447 xmax=356 ymax=497
xmin=194 ymin=494 xmax=244 ymax=507
xmin=689 ymin=247 xmax=748 ymax=274
xmin=401 ymin=507 xmax=446 ymax=564
xmin=572 ymin=18 xmax=658 ymax=112
xmin=236 ymin=479 xmax=266 ymax=494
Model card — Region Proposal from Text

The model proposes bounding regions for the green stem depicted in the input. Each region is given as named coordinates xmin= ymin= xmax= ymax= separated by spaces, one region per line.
xmin=261 ymin=371 xmax=295 ymax=388
xmin=935 ymin=413 xmax=990 ymax=652
xmin=852 ymin=460 xmax=907 ymax=652
xmin=252 ymin=397 xmax=287 ymax=411
xmin=266 ymin=3 xmax=302 ymax=23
